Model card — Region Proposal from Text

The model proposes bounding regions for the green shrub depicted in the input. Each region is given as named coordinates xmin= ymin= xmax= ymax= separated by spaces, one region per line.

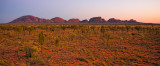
xmin=55 ymin=38 xmax=60 ymax=47
xmin=24 ymin=41 xmax=40 ymax=58
xmin=29 ymin=57 xmax=45 ymax=65
xmin=90 ymin=26 xmax=96 ymax=30
xmin=101 ymin=26 xmax=105 ymax=34
xmin=125 ymin=25 xmax=131 ymax=32
xmin=24 ymin=41 xmax=33 ymax=58
xmin=49 ymin=26 xmax=56 ymax=31
xmin=26 ymin=26 xmax=35 ymax=35
xmin=14 ymin=26 xmax=23 ymax=38
xmin=135 ymin=26 xmax=142 ymax=32
xmin=103 ymin=33 xmax=111 ymax=44
xmin=61 ymin=25 xmax=67 ymax=31
xmin=24 ymin=46 xmax=42 ymax=65
xmin=31 ymin=46 xmax=40 ymax=58
xmin=39 ymin=31 xmax=45 ymax=45
xmin=70 ymin=25 xmax=79 ymax=30
xmin=76 ymin=57 xmax=89 ymax=63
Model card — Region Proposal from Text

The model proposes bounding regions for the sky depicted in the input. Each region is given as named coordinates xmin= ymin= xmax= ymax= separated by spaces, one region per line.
xmin=0 ymin=0 xmax=160 ymax=23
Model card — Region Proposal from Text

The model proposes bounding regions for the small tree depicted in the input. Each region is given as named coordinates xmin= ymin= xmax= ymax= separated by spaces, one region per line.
xmin=0 ymin=25 xmax=11 ymax=33
xmin=103 ymin=33 xmax=111 ymax=44
xmin=21 ymin=25 xmax=27 ymax=36
xmin=119 ymin=37 xmax=123 ymax=44
xmin=55 ymin=38 xmax=60 ymax=47
xmin=90 ymin=26 xmax=96 ymax=30
xmin=70 ymin=25 xmax=79 ymax=31
xmin=135 ymin=26 xmax=142 ymax=33
xmin=61 ymin=25 xmax=67 ymax=31
xmin=55 ymin=38 xmax=60 ymax=53
xmin=24 ymin=44 xmax=41 ymax=65
xmin=101 ymin=26 xmax=105 ymax=34
xmin=31 ymin=46 xmax=40 ymax=58
xmin=49 ymin=26 xmax=56 ymax=32
xmin=125 ymin=25 xmax=131 ymax=32
xmin=14 ymin=26 xmax=23 ymax=38
xmin=39 ymin=31 xmax=45 ymax=53
xmin=27 ymin=26 xmax=34 ymax=35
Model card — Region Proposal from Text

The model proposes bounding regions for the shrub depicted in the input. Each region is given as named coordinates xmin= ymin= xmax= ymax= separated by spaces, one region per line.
xmin=135 ymin=26 xmax=142 ymax=32
xmin=101 ymin=26 xmax=105 ymax=34
xmin=125 ymin=25 xmax=131 ymax=32
xmin=90 ymin=26 xmax=96 ymax=30
xmin=24 ymin=41 xmax=40 ymax=58
xmin=31 ymin=46 xmax=40 ymax=58
xmin=0 ymin=25 xmax=13 ymax=33
xmin=24 ymin=41 xmax=33 ymax=58
xmin=76 ymin=57 xmax=89 ymax=63
xmin=61 ymin=25 xmax=67 ymax=31
xmin=39 ymin=31 xmax=45 ymax=46
xmin=119 ymin=37 xmax=123 ymax=44
xmin=103 ymin=33 xmax=111 ymax=44
xmin=14 ymin=26 xmax=23 ymax=38
xmin=25 ymin=46 xmax=42 ymax=65
xmin=70 ymin=25 xmax=79 ymax=30
xmin=26 ymin=26 xmax=34 ymax=35
xmin=29 ymin=57 xmax=45 ymax=65
xmin=49 ymin=26 xmax=56 ymax=31
xmin=93 ymin=62 xmax=106 ymax=66
xmin=81 ymin=27 xmax=90 ymax=34
xmin=55 ymin=38 xmax=60 ymax=47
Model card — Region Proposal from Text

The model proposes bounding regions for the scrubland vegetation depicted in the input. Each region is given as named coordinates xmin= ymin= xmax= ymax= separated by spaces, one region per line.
xmin=0 ymin=24 xmax=160 ymax=66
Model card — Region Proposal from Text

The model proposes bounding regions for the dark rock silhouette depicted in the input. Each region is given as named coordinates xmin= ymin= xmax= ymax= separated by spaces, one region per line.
xmin=108 ymin=18 xmax=122 ymax=23
xmin=89 ymin=17 xmax=107 ymax=23
xmin=108 ymin=18 xmax=139 ymax=23
xmin=80 ymin=19 xmax=88 ymax=23
xmin=51 ymin=17 xmax=66 ymax=23
xmin=128 ymin=19 xmax=138 ymax=23
xmin=68 ymin=18 xmax=80 ymax=23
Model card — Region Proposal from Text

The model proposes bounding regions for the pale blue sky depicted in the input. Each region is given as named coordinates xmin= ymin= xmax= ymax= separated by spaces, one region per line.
xmin=0 ymin=0 xmax=160 ymax=23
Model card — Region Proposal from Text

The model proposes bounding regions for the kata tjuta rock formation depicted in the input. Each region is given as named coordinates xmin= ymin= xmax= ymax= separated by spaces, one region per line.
xmin=89 ymin=17 xmax=107 ymax=23
xmin=68 ymin=18 xmax=80 ymax=23
xmin=51 ymin=17 xmax=66 ymax=23
xmin=108 ymin=18 xmax=139 ymax=23
xmin=10 ymin=15 xmax=140 ymax=23
xmin=80 ymin=19 xmax=88 ymax=23
xmin=10 ymin=15 xmax=52 ymax=23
